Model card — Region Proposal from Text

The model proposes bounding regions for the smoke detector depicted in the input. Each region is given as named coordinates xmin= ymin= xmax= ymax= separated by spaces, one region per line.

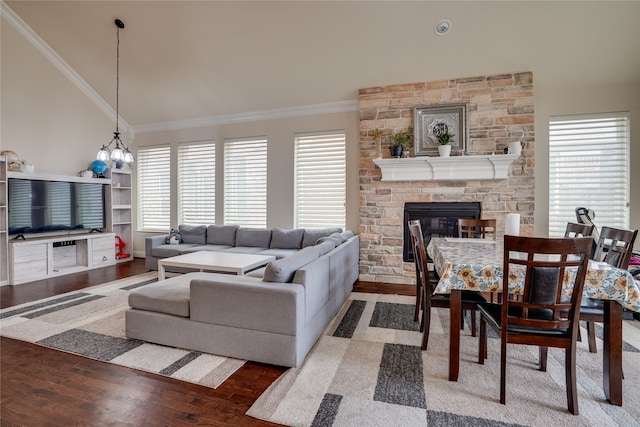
xmin=434 ymin=19 xmax=452 ymax=36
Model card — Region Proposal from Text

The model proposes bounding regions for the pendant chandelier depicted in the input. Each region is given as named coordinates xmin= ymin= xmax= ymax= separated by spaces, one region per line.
xmin=96 ymin=18 xmax=134 ymax=166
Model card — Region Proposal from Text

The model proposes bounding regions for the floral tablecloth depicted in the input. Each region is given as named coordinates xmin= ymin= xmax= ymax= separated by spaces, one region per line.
xmin=426 ymin=237 xmax=640 ymax=313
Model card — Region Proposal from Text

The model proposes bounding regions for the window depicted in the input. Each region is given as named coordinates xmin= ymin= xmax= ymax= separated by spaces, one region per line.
xmin=137 ymin=146 xmax=171 ymax=231
xmin=178 ymin=141 xmax=215 ymax=224
xmin=548 ymin=113 xmax=630 ymax=236
xmin=294 ymin=132 xmax=346 ymax=229
xmin=224 ymin=137 xmax=267 ymax=227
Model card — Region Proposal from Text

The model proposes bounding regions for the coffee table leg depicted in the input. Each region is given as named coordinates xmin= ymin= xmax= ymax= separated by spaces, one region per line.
xmin=158 ymin=263 xmax=166 ymax=280
xmin=449 ymin=289 xmax=461 ymax=381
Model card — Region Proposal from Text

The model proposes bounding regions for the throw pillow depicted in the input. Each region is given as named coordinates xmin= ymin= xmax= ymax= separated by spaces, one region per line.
xmin=270 ymin=228 xmax=304 ymax=249
xmin=263 ymin=246 xmax=321 ymax=283
xmin=178 ymin=224 xmax=207 ymax=244
xmin=207 ymin=225 xmax=239 ymax=246
xmin=236 ymin=227 xmax=272 ymax=248
xmin=301 ymin=227 xmax=343 ymax=247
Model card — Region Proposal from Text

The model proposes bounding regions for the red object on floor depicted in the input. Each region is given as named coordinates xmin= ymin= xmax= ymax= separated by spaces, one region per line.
xmin=115 ymin=235 xmax=131 ymax=260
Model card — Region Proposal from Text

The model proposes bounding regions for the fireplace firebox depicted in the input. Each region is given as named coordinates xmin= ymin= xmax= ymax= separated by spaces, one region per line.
xmin=403 ymin=202 xmax=481 ymax=262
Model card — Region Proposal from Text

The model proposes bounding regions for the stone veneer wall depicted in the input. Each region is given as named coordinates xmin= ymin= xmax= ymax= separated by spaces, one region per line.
xmin=359 ymin=72 xmax=535 ymax=285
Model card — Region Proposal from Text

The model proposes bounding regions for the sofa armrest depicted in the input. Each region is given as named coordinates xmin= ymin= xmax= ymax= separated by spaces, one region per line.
xmin=145 ymin=235 xmax=168 ymax=257
xmin=190 ymin=275 xmax=305 ymax=336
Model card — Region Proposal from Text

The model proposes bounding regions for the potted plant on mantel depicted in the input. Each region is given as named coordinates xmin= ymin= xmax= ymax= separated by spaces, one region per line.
xmin=390 ymin=128 xmax=412 ymax=158
xmin=433 ymin=122 xmax=454 ymax=157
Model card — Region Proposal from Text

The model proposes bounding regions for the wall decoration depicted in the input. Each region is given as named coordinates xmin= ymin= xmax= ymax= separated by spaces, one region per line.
xmin=414 ymin=103 xmax=468 ymax=156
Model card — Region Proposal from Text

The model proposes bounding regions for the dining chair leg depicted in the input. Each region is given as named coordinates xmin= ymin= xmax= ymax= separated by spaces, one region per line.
xmin=500 ymin=336 xmax=507 ymax=405
xmin=539 ymin=346 xmax=548 ymax=372
xmin=471 ymin=309 xmax=477 ymax=337
xmin=566 ymin=346 xmax=579 ymax=415
xmin=421 ymin=292 xmax=431 ymax=350
xmin=478 ymin=316 xmax=487 ymax=364
xmin=586 ymin=320 xmax=597 ymax=353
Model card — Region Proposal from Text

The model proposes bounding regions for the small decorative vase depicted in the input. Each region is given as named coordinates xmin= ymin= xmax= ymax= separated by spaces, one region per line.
xmin=390 ymin=146 xmax=404 ymax=158
xmin=438 ymin=145 xmax=452 ymax=157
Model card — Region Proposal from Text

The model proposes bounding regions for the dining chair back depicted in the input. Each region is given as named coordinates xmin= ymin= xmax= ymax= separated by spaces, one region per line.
xmin=477 ymin=235 xmax=592 ymax=415
xmin=581 ymin=226 xmax=638 ymax=352
xmin=564 ymin=222 xmax=595 ymax=239
xmin=458 ymin=218 xmax=496 ymax=239
xmin=408 ymin=220 xmax=486 ymax=350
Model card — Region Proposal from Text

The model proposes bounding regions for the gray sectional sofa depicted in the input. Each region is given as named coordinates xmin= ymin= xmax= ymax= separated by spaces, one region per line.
xmin=127 ymin=225 xmax=359 ymax=367
xmin=144 ymin=224 xmax=343 ymax=271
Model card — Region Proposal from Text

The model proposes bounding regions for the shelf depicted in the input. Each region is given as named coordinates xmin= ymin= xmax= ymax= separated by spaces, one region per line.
xmin=373 ymin=154 xmax=520 ymax=181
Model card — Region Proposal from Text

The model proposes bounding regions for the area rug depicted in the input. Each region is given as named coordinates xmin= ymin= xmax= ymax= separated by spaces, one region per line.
xmin=247 ymin=293 xmax=640 ymax=427
xmin=0 ymin=272 xmax=245 ymax=389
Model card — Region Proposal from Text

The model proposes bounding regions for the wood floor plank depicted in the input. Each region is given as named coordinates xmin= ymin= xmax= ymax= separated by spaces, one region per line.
xmin=1 ymin=258 xmax=412 ymax=426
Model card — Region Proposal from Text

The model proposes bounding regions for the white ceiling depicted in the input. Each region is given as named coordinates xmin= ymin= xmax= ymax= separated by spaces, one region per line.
xmin=4 ymin=1 xmax=640 ymax=130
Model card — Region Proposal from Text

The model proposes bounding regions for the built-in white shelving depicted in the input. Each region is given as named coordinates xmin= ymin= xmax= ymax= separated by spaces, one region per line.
xmin=108 ymin=168 xmax=133 ymax=262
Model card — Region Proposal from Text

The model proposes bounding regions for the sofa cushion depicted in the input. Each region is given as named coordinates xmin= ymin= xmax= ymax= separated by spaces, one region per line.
xmin=151 ymin=244 xmax=200 ymax=258
xmin=302 ymin=227 xmax=343 ymax=247
xmin=223 ymin=246 xmax=266 ymax=255
xmin=270 ymin=228 xmax=304 ymax=249
xmin=178 ymin=224 xmax=207 ymax=244
xmin=317 ymin=233 xmax=343 ymax=246
xmin=315 ymin=239 xmax=337 ymax=255
xmin=236 ymin=227 xmax=272 ymax=248
xmin=128 ymin=277 xmax=191 ymax=317
xmin=183 ymin=244 xmax=233 ymax=254
xmin=259 ymin=248 xmax=300 ymax=259
xmin=207 ymin=225 xmax=239 ymax=246
xmin=340 ymin=230 xmax=355 ymax=241
xmin=263 ymin=245 xmax=321 ymax=283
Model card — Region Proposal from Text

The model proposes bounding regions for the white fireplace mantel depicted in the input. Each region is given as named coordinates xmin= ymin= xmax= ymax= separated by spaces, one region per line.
xmin=373 ymin=154 xmax=520 ymax=181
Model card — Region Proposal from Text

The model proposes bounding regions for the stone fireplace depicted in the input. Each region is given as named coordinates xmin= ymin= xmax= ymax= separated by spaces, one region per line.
xmin=358 ymin=72 xmax=535 ymax=285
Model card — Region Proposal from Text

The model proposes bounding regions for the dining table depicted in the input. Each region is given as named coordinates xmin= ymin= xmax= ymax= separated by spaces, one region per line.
xmin=426 ymin=236 xmax=640 ymax=406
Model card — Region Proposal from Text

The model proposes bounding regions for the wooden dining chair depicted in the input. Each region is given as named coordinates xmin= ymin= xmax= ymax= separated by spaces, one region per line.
xmin=458 ymin=218 xmax=496 ymax=239
xmin=564 ymin=222 xmax=595 ymax=239
xmin=408 ymin=220 xmax=487 ymax=350
xmin=580 ymin=226 xmax=637 ymax=353
xmin=477 ymin=235 xmax=592 ymax=415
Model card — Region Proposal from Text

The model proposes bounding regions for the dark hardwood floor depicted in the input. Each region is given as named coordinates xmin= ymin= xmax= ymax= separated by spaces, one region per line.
xmin=1 ymin=258 xmax=413 ymax=426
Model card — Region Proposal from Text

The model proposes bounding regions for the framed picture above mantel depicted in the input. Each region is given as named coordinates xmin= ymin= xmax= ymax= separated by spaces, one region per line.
xmin=414 ymin=103 xmax=468 ymax=156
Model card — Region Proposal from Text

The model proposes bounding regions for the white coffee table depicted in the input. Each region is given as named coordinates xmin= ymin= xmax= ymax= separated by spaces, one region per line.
xmin=157 ymin=251 xmax=275 ymax=280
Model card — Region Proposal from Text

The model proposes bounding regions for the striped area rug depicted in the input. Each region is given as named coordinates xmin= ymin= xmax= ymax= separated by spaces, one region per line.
xmin=247 ymin=293 xmax=640 ymax=427
xmin=0 ymin=272 xmax=244 ymax=389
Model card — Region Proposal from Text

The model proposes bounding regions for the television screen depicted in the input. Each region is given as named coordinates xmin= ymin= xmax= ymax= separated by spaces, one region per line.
xmin=8 ymin=178 xmax=106 ymax=235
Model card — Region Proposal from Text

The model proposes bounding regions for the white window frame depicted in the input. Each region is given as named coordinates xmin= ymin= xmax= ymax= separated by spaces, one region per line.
xmin=224 ymin=137 xmax=268 ymax=227
xmin=136 ymin=145 xmax=171 ymax=232
xmin=294 ymin=131 xmax=346 ymax=229
xmin=548 ymin=112 xmax=630 ymax=237
xmin=178 ymin=141 xmax=216 ymax=225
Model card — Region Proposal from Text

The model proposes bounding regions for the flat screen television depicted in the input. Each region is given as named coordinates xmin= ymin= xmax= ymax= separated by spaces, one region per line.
xmin=8 ymin=178 xmax=107 ymax=236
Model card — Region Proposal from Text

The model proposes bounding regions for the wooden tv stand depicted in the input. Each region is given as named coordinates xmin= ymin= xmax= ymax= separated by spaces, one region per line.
xmin=9 ymin=232 xmax=116 ymax=285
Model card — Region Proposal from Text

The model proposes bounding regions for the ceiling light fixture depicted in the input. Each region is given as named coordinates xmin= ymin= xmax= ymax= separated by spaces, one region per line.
xmin=434 ymin=19 xmax=452 ymax=36
xmin=97 ymin=18 xmax=134 ymax=167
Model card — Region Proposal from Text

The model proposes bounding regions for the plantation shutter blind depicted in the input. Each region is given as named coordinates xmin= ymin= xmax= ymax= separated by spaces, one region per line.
xmin=548 ymin=113 xmax=630 ymax=237
xmin=178 ymin=141 xmax=215 ymax=225
xmin=224 ymin=137 xmax=267 ymax=227
xmin=294 ymin=132 xmax=346 ymax=229
xmin=137 ymin=146 xmax=171 ymax=231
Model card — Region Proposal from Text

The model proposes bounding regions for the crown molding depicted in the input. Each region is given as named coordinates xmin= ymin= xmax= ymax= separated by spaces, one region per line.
xmin=132 ymin=100 xmax=358 ymax=134
xmin=1 ymin=1 xmax=131 ymax=136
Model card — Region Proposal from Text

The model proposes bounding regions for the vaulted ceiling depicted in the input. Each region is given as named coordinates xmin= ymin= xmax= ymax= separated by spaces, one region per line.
xmin=4 ymin=1 xmax=640 ymax=130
